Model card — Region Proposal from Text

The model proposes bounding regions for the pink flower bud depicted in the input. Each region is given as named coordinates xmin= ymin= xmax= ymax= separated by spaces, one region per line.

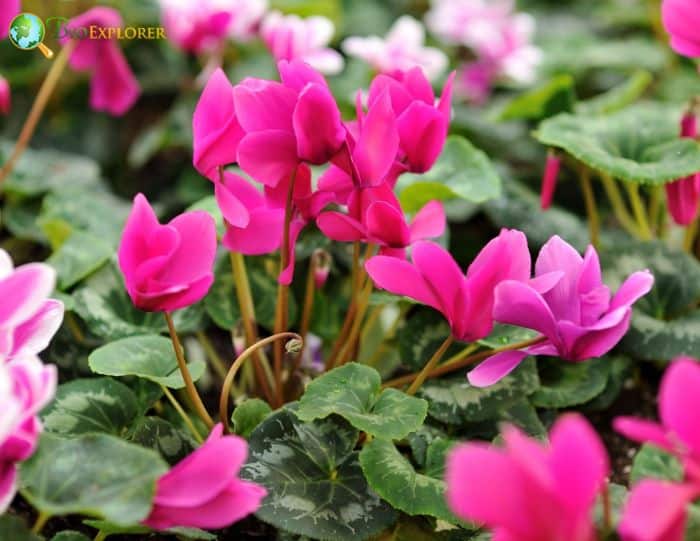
xmin=540 ymin=150 xmax=561 ymax=210
xmin=232 ymin=321 xmax=246 ymax=357
xmin=0 ymin=76 xmax=10 ymax=116
xmin=312 ymin=249 xmax=331 ymax=289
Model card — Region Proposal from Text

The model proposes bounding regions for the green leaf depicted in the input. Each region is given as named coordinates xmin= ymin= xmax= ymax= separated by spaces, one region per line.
xmin=575 ymin=70 xmax=653 ymax=115
xmin=127 ymin=416 xmax=194 ymax=465
xmin=360 ymin=438 xmax=458 ymax=524
xmin=242 ymin=407 xmax=397 ymax=540
xmin=397 ymin=136 xmax=501 ymax=213
xmin=0 ymin=515 xmax=42 ymax=541
xmin=418 ymin=358 xmax=540 ymax=425
xmin=622 ymin=311 xmax=700 ymax=361
xmin=498 ymin=75 xmax=576 ymax=122
xmin=297 ymin=363 xmax=428 ymax=440
xmin=41 ymin=377 xmax=140 ymax=437
xmin=397 ymin=309 xmax=463 ymax=371
xmin=205 ymin=258 xmax=298 ymax=330
xmin=2 ymin=198 xmax=46 ymax=243
xmin=478 ymin=324 xmax=538 ymax=350
xmin=584 ymin=356 xmax=633 ymax=411
xmin=84 ymin=520 xmax=217 ymax=540
xmin=232 ymin=398 xmax=273 ymax=439
xmin=593 ymin=483 xmax=628 ymax=531
xmin=501 ymin=399 xmax=547 ymax=438
xmin=47 ymin=231 xmax=113 ymax=290
xmin=530 ymin=358 xmax=610 ymax=408
xmin=88 ymin=334 xmax=206 ymax=389
xmin=630 ymin=444 xmax=683 ymax=485
xmin=535 ymin=103 xmax=700 ymax=185
xmin=50 ymin=532 xmax=92 ymax=541
xmin=20 ymin=432 xmax=168 ymax=525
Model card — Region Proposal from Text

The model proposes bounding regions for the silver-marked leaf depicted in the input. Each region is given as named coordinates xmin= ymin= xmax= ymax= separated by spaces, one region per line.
xmin=630 ymin=444 xmax=683 ymax=485
xmin=41 ymin=377 xmax=139 ymax=437
xmin=418 ymin=359 xmax=540 ymax=425
xmin=360 ymin=438 xmax=459 ymax=524
xmin=88 ymin=334 xmax=205 ymax=389
xmin=621 ymin=311 xmax=700 ymax=362
xmin=296 ymin=363 xmax=428 ymax=440
xmin=20 ymin=432 xmax=168 ymax=525
xmin=530 ymin=358 xmax=610 ymax=409
xmin=397 ymin=136 xmax=501 ymax=213
xmin=47 ymin=231 xmax=113 ymax=290
xmin=127 ymin=416 xmax=194 ymax=465
xmin=242 ymin=407 xmax=397 ymax=540
xmin=232 ymin=398 xmax=272 ymax=439
xmin=397 ymin=309 xmax=462 ymax=371
xmin=535 ymin=103 xmax=700 ymax=185
xmin=478 ymin=324 xmax=538 ymax=350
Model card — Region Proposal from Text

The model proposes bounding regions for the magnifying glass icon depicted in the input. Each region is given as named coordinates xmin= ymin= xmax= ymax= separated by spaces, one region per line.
xmin=8 ymin=13 xmax=55 ymax=59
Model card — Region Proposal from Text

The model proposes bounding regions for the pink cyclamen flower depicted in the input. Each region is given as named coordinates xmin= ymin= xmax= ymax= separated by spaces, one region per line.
xmin=615 ymin=358 xmax=700 ymax=541
xmin=143 ymin=423 xmax=267 ymax=530
xmin=0 ymin=358 xmax=57 ymax=513
xmin=118 ymin=194 xmax=217 ymax=312
xmin=0 ymin=249 xmax=64 ymax=364
xmin=0 ymin=76 xmax=10 ymax=115
xmin=662 ymin=0 xmax=700 ymax=59
xmin=446 ymin=414 xmax=609 ymax=541
xmin=365 ymin=230 xmax=531 ymax=342
xmin=665 ymin=110 xmax=700 ymax=225
xmin=0 ymin=0 xmax=19 ymax=40
xmin=540 ymin=150 xmax=561 ymax=210
xmin=342 ymin=16 xmax=448 ymax=82
xmin=159 ymin=0 xmax=267 ymax=53
xmin=261 ymin=11 xmax=344 ymax=75
xmin=59 ymin=7 xmax=140 ymax=115
xmin=468 ymin=235 xmax=654 ymax=387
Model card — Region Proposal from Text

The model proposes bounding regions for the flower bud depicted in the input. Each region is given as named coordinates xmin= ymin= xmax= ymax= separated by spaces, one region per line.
xmin=540 ymin=150 xmax=561 ymax=210
xmin=312 ymin=249 xmax=332 ymax=289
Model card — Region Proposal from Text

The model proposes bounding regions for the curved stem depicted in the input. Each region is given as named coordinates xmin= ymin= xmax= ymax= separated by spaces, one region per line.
xmin=0 ymin=41 xmax=76 ymax=186
xmin=220 ymin=332 xmax=302 ymax=432
xmin=160 ymin=384 xmax=203 ymax=443
xmin=31 ymin=512 xmax=50 ymax=535
xmin=383 ymin=336 xmax=547 ymax=389
xmin=625 ymin=183 xmax=653 ymax=240
xmin=164 ymin=312 xmax=214 ymax=428
xmin=406 ymin=335 xmax=454 ymax=395
xmin=578 ymin=167 xmax=599 ymax=248
xmin=273 ymin=166 xmax=299 ymax=407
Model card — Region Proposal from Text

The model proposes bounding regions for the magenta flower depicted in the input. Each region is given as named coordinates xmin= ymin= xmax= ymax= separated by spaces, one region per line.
xmin=0 ymin=250 xmax=64 ymax=364
xmin=468 ymin=236 xmax=653 ymax=387
xmin=118 ymin=194 xmax=217 ymax=312
xmin=0 ymin=76 xmax=10 ymax=116
xmin=159 ymin=0 xmax=267 ymax=53
xmin=666 ymin=111 xmax=700 ymax=225
xmin=367 ymin=67 xmax=455 ymax=173
xmin=662 ymin=0 xmax=700 ymax=59
xmin=365 ymin=230 xmax=531 ymax=342
xmin=446 ymin=414 xmax=609 ymax=541
xmin=60 ymin=8 xmax=140 ymax=116
xmin=0 ymin=358 xmax=57 ymax=513
xmin=261 ymin=11 xmax=344 ymax=75
xmin=615 ymin=358 xmax=700 ymax=541
xmin=342 ymin=16 xmax=448 ymax=81
xmin=0 ymin=0 xmax=19 ymax=40
xmin=143 ymin=423 xmax=266 ymax=530
xmin=540 ymin=150 xmax=561 ymax=210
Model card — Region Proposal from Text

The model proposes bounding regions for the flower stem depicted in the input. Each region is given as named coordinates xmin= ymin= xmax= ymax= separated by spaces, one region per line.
xmin=578 ymin=167 xmax=600 ymax=248
xmin=383 ymin=336 xmax=547 ymax=389
xmin=0 ymin=40 xmax=76 ymax=186
xmin=160 ymin=384 xmax=203 ymax=443
xmin=335 ymin=277 xmax=374 ymax=367
xmin=195 ymin=330 xmax=228 ymax=380
xmin=647 ymin=185 xmax=663 ymax=235
xmin=273 ymin=166 xmax=299 ymax=407
xmin=163 ymin=312 xmax=214 ymax=428
xmin=684 ymin=218 xmax=699 ymax=253
xmin=599 ymin=173 xmax=640 ymax=237
xmin=406 ymin=336 xmax=455 ymax=395
xmin=290 ymin=253 xmax=318 ymax=377
xmin=602 ymin=481 xmax=612 ymax=534
xmin=31 ymin=512 xmax=50 ymax=535
xmin=220 ymin=332 xmax=302 ymax=432
xmin=93 ymin=532 xmax=107 ymax=541
xmin=625 ymin=182 xmax=653 ymax=239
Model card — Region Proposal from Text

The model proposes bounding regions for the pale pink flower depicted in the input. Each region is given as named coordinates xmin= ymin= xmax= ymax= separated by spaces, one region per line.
xmin=261 ymin=11 xmax=344 ymax=75
xmin=342 ymin=16 xmax=448 ymax=81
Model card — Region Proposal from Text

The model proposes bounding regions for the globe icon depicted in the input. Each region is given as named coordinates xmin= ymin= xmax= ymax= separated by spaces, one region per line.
xmin=8 ymin=13 xmax=54 ymax=58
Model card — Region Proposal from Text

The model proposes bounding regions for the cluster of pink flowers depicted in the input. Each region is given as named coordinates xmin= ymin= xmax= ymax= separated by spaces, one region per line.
xmin=0 ymin=250 xmax=64 ymax=512
xmin=446 ymin=357 xmax=700 ymax=541
xmin=425 ymin=0 xmax=541 ymax=102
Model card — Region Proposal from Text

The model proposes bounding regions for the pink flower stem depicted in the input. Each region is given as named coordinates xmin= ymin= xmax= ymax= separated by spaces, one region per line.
xmin=0 ymin=40 xmax=76 ymax=186
xmin=220 ymin=332 xmax=302 ymax=433
xmin=406 ymin=335 xmax=455 ymax=396
xmin=273 ymin=166 xmax=300 ymax=407
xmin=383 ymin=336 xmax=548 ymax=389
xmin=578 ymin=166 xmax=600 ymax=248
xmin=164 ymin=312 xmax=214 ymax=428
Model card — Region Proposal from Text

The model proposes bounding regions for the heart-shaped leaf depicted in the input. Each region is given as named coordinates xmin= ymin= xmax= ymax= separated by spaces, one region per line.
xmin=232 ymin=398 xmax=272 ymax=439
xmin=535 ymin=103 xmax=700 ymax=185
xmin=530 ymin=357 xmax=611 ymax=408
xmin=397 ymin=309 xmax=463 ymax=371
xmin=630 ymin=444 xmax=683 ymax=484
xmin=47 ymin=231 xmax=113 ymax=290
xmin=296 ymin=363 xmax=428 ymax=440
xmin=621 ymin=311 xmax=700 ymax=361
xmin=41 ymin=377 xmax=140 ymax=437
xmin=20 ymin=432 xmax=168 ymax=525
xmin=88 ymin=335 xmax=205 ymax=389
xmin=242 ymin=407 xmax=397 ymax=540
xmin=127 ymin=416 xmax=194 ymax=465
